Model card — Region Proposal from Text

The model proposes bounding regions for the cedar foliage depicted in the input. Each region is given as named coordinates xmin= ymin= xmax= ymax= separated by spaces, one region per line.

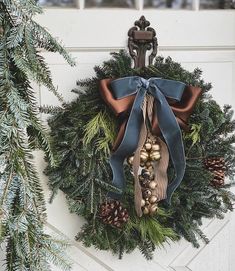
xmin=0 ymin=1 xmax=75 ymax=270
xmin=44 ymin=50 xmax=235 ymax=260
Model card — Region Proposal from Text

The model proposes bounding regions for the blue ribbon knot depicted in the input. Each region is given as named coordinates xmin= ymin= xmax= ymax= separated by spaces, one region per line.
xmin=109 ymin=76 xmax=186 ymax=204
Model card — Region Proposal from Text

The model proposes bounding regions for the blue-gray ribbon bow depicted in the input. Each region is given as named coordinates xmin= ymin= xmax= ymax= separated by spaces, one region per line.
xmin=109 ymin=76 xmax=186 ymax=203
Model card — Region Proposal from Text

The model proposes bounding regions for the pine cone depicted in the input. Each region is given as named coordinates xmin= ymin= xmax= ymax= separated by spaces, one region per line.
xmin=204 ymin=157 xmax=226 ymax=187
xmin=99 ymin=200 xmax=129 ymax=228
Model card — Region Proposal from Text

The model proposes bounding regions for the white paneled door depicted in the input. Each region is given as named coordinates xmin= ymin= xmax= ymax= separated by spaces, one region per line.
xmin=26 ymin=1 xmax=235 ymax=270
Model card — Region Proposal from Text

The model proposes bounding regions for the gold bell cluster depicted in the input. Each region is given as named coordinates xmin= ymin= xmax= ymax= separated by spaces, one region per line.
xmin=127 ymin=137 xmax=161 ymax=215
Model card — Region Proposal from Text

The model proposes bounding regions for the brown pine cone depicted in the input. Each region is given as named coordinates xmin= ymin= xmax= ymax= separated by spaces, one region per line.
xmin=99 ymin=200 xmax=129 ymax=228
xmin=204 ymin=157 xmax=226 ymax=188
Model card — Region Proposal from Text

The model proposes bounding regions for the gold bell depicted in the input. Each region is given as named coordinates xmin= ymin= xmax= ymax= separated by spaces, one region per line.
xmin=143 ymin=189 xmax=152 ymax=198
xmin=141 ymin=169 xmax=151 ymax=178
xmin=145 ymin=161 xmax=152 ymax=167
xmin=149 ymin=204 xmax=158 ymax=214
xmin=141 ymin=199 xmax=146 ymax=207
xmin=144 ymin=142 xmax=152 ymax=151
xmin=147 ymin=165 xmax=154 ymax=172
xmin=140 ymin=150 xmax=149 ymax=162
xmin=143 ymin=207 xmax=149 ymax=215
xmin=148 ymin=181 xmax=157 ymax=190
xmin=141 ymin=179 xmax=150 ymax=187
xmin=152 ymin=144 xmax=160 ymax=151
xmin=127 ymin=156 xmax=134 ymax=165
xmin=149 ymin=195 xmax=158 ymax=203
xmin=145 ymin=200 xmax=150 ymax=206
xmin=150 ymin=151 xmax=161 ymax=161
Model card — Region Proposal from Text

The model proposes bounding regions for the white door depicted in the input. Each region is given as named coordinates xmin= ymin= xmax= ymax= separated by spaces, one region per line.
xmin=34 ymin=1 xmax=235 ymax=270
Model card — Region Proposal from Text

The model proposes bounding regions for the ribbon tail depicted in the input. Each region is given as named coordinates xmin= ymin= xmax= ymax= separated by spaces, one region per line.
xmin=133 ymin=123 xmax=146 ymax=217
xmin=147 ymin=96 xmax=169 ymax=202
xmin=133 ymin=97 xmax=148 ymax=217
xmin=108 ymin=88 xmax=146 ymax=199
xmin=108 ymin=157 xmax=125 ymax=199
xmin=152 ymin=87 xmax=186 ymax=204
xmin=154 ymin=138 xmax=169 ymax=201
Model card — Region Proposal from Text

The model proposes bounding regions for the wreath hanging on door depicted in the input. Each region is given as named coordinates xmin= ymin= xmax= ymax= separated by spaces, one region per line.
xmin=43 ymin=50 xmax=235 ymax=260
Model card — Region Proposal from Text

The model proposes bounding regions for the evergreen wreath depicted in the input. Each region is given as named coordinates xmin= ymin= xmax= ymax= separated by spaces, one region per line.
xmin=44 ymin=50 xmax=235 ymax=260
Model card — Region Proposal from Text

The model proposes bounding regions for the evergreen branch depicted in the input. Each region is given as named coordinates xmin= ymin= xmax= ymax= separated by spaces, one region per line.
xmin=31 ymin=20 xmax=75 ymax=67
xmin=0 ymin=1 xmax=74 ymax=269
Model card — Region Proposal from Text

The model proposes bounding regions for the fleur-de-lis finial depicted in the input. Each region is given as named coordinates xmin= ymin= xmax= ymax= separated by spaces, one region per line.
xmin=134 ymin=16 xmax=150 ymax=31
xmin=128 ymin=16 xmax=158 ymax=68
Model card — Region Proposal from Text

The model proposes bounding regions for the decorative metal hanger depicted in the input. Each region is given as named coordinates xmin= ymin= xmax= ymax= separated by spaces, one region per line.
xmin=128 ymin=16 xmax=158 ymax=68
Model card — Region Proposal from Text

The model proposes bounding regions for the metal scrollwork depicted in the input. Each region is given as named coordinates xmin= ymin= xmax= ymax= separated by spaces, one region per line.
xmin=128 ymin=16 xmax=158 ymax=68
